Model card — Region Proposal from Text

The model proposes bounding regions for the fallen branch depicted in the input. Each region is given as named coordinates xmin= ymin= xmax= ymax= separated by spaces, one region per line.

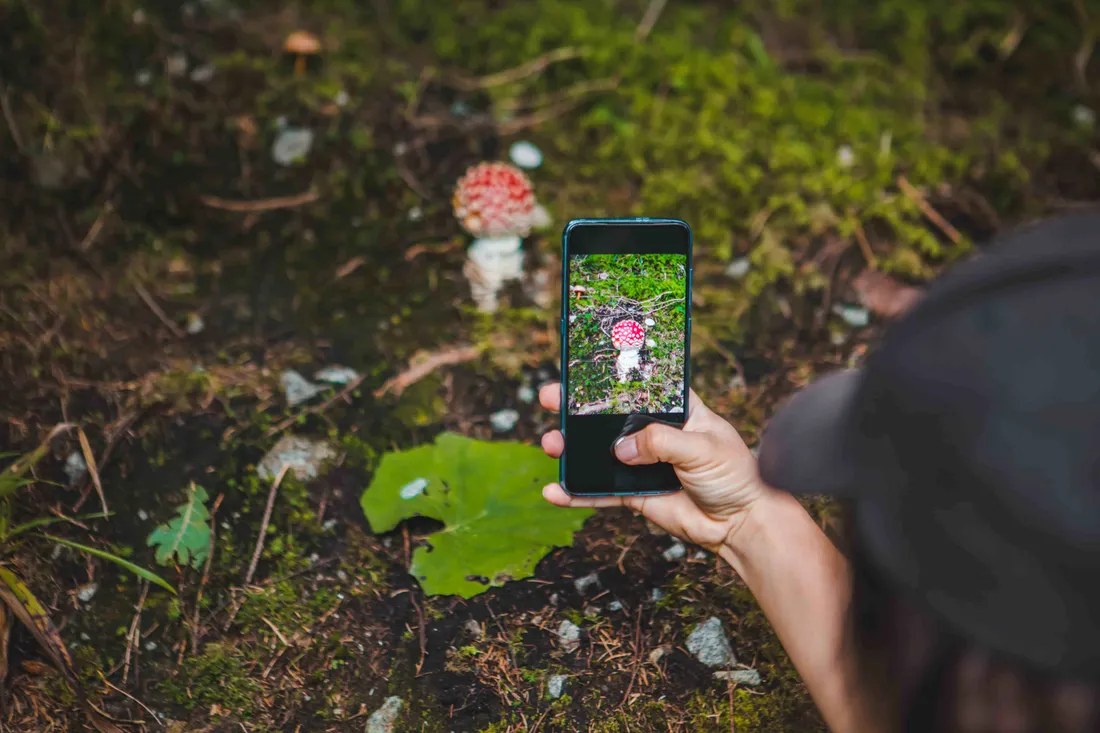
xmin=449 ymin=47 xmax=583 ymax=91
xmin=199 ymin=190 xmax=318 ymax=213
xmin=243 ymin=465 xmax=290 ymax=587
xmin=133 ymin=281 xmax=186 ymax=339
xmin=897 ymin=176 xmax=963 ymax=245
xmin=374 ymin=344 xmax=481 ymax=398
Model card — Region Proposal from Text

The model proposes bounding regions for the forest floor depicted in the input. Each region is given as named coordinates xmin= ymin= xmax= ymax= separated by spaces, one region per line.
xmin=0 ymin=0 xmax=1097 ymax=731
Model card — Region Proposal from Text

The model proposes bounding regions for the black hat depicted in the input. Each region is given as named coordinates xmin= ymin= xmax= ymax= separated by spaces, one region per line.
xmin=757 ymin=212 xmax=1100 ymax=676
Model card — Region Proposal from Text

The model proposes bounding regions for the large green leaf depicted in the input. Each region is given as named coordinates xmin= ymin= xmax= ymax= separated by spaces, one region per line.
xmin=360 ymin=432 xmax=592 ymax=598
xmin=147 ymin=483 xmax=211 ymax=569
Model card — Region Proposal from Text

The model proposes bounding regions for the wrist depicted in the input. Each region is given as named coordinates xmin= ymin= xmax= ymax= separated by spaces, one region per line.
xmin=717 ymin=487 xmax=804 ymax=575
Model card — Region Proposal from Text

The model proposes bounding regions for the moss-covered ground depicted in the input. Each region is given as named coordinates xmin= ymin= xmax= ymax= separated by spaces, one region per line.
xmin=0 ymin=0 xmax=1097 ymax=730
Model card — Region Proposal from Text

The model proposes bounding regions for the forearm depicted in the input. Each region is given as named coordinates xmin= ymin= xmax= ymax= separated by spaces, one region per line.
xmin=718 ymin=491 xmax=880 ymax=733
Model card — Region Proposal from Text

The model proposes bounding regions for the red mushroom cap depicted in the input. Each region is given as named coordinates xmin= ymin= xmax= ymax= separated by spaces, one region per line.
xmin=611 ymin=320 xmax=646 ymax=349
xmin=453 ymin=162 xmax=536 ymax=238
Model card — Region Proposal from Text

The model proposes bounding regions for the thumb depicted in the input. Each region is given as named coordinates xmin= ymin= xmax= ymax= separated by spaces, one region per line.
xmin=614 ymin=424 xmax=714 ymax=469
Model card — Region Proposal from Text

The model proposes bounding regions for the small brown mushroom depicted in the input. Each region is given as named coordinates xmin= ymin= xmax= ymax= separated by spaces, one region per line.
xmin=284 ymin=31 xmax=321 ymax=76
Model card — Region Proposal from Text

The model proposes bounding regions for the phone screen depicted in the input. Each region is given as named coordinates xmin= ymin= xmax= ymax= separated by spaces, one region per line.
xmin=560 ymin=220 xmax=692 ymax=495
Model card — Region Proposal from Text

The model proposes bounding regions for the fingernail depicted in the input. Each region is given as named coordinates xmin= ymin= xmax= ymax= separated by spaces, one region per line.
xmin=614 ymin=436 xmax=639 ymax=462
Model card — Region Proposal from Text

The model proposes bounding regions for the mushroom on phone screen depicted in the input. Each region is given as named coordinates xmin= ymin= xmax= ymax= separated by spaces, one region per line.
xmin=611 ymin=319 xmax=646 ymax=383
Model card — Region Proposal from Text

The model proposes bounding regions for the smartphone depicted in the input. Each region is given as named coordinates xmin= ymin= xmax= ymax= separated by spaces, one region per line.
xmin=559 ymin=218 xmax=692 ymax=496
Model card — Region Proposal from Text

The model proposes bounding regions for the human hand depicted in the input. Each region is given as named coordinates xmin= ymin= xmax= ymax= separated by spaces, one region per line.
xmin=538 ymin=383 xmax=776 ymax=552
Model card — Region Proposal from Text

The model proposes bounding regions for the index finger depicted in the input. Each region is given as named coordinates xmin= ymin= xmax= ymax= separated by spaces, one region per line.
xmin=539 ymin=382 xmax=562 ymax=413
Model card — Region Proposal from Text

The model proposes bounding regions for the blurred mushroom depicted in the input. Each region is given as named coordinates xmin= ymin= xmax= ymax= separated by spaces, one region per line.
xmin=285 ymin=31 xmax=321 ymax=76
xmin=453 ymin=162 xmax=537 ymax=312
xmin=611 ymin=320 xmax=646 ymax=383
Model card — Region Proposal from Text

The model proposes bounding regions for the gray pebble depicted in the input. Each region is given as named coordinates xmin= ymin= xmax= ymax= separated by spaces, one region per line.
xmin=714 ymin=669 xmax=762 ymax=686
xmin=556 ymin=619 xmax=580 ymax=652
xmin=687 ymin=617 xmax=736 ymax=668
xmin=573 ymin=572 xmax=600 ymax=595
xmin=365 ymin=696 xmax=404 ymax=733
xmin=547 ymin=674 xmax=567 ymax=699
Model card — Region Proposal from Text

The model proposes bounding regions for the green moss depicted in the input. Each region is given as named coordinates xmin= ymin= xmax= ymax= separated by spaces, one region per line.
xmin=162 ymin=642 xmax=260 ymax=717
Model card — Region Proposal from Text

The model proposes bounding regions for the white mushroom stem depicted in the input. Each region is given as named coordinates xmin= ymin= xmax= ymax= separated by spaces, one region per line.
xmin=464 ymin=236 xmax=524 ymax=313
xmin=616 ymin=346 xmax=642 ymax=383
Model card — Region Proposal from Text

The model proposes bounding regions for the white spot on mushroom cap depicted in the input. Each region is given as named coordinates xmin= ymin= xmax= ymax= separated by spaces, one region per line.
xmin=399 ymin=478 xmax=429 ymax=500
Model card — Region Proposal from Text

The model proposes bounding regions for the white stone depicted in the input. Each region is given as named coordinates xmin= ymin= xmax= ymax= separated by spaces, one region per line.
xmin=557 ymin=620 xmax=581 ymax=652
xmin=608 ymin=600 xmax=623 ymax=612
xmin=132 ymin=8 xmax=147 ymax=24
xmin=692 ymin=550 xmax=709 ymax=561
xmin=365 ymin=696 xmax=404 ymax=733
xmin=714 ymin=669 xmax=762 ymax=686
xmin=313 ymin=365 xmax=359 ymax=385
xmin=548 ymin=593 xmax=560 ymax=606
xmin=271 ymin=127 xmax=314 ymax=166
xmin=647 ymin=645 xmax=670 ymax=664
xmin=189 ymin=63 xmax=216 ymax=83
xmin=573 ymin=572 xmax=600 ymax=594
xmin=76 ymin=584 xmax=98 ymax=603
xmin=650 ymin=588 xmax=666 ymax=602
xmin=489 ymin=408 xmax=520 ymax=432
xmin=399 ymin=477 xmax=429 ymax=500
xmin=832 ymin=304 xmax=870 ymax=328
xmin=1073 ymin=105 xmax=1096 ymax=128
xmin=509 ymin=141 xmax=543 ymax=169
xmin=165 ymin=52 xmax=188 ymax=77
xmin=686 ymin=617 xmax=736 ymax=668
xmin=464 ymin=236 xmax=524 ymax=313
xmin=135 ymin=69 xmax=153 ymax=86
xmin=547 ymin=674 xmax=568 ymax=699
xmin=662 ymin=541 xmax=686 ymax=562
xmin=335 ymin=90 xmax=350 ymax=107
xmin=257 ymin=435 xmax=336 ymax=482
xmin=138 ymin=510 xmax=149 ymax=521
xmin=517 ymin=385 xmax=536 ymax=404
xmin=725 ymin=257 xmax=751 ymax=279
xmin=407 ymin=206 xmax=423 ymax=221
xmin=280 ymin=369 xmax=321 ymax=406
xmin=145 ymin=640 xmax=158 ymax=651
xmin=463 ymin=619 xmax=484 ymax=639
xmin=645 ymin=339 xmax=656 ymax=348
xmin=836 ymin=144 xmax=855 ymax=168
xmin=63 ymin=452 xmax=87 ymax=486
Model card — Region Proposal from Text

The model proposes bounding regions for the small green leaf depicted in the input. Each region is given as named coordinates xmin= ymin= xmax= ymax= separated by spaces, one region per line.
xmin=44 ymin=536 xmax=175 ymax=594
xmin=360 ymin=433 xmax=592 ymax=598
xmin=147 ymin=483 xmax=211 ymax=570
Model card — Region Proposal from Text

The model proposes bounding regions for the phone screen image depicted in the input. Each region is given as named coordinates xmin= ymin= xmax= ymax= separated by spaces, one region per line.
xmin=560 ymin=220 xmax=691 ymax=496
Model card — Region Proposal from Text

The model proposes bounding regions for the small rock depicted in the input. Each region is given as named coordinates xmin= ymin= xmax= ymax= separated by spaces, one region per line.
xmin=644 ymin=318 xmax=655 ymax=326
xmin=463 ymin=619 xmax=484 ymax=639
xmin=650 ymin=588 xmax=666 ymax=603
xmin=365 ymin=696 xmax=404 ymax=733
xmin=598 ymin=272 xmax=609 ymax=280
xmin=692 ymin=550 xmax=709 ymax=561
xmin=530 ymin=203 xmax=552 ymax=230
xmin=323 ymin=518 xmax=338 ymax=531
xmin=548 ymin=593 xmax=560 ymax=606
xmin=313 ymin=365 xmax=360 ymax=385
xmin=662 ymin=541 xmax=686 ymax=562
xmin=63 ymin=452 xmax=87 ymax=486
xmin=165 ymin=52 xmax=188 ymax=77
xmin=573 ymin=572 xmax=600 ymax=595
xmin=399 ymin=478 xmax=428 ymax=500
xmin=836 ymin=144 xmax=855 ymax=168
xmin=257 ymin=435 xmax=336 ymax=482
xmin=272 ymin=127 xmax=314 ymax=166
xmin=645 ymin=338 xmax=656 ymax=348
xmin=450 ymin=100 xmax=472 ymax=118
xmin=76 ymin=583 xmax=98 ymax=603
xmin=583 ymin=605 xmax=600 ymax=616
xmin=185 ymin=313 xmax=205 ymax=335
xmin=145 ymin=640 xmax=158 ymax=651
xmin=517 ymin=384 xmax=536 ymax=404
xmin=135 ymin=69 xmax=154 ymax=86
xmin=280 ymin=369 xmax=321 ymax=407
xmin=569 ymin=313 xmax=577 ymax=323
xmin=1073 ymin=105 xmax=1096 ymax=129
xmin=189 ymin=63 xmax=216 ymax=83
xmin=832 ymin=304 xmax=870 ymax=328
xmin=686 ymin=617 xmax=736 ymax=668
xmin=335 ymin=90 xmax=350 ymax=107
xmin=714 ymin=669 xmax=762 ymax=686
xmin=138 ymin=509 xmax=149 ymax=521
xmin=725 ymin=257 xmax=751 ymax=279
xmin=509 ymin=141 xmax=543 ymax=169
xmin=132 ymin=8 xmax=147 ymax=23
xmin=406 ymin=206 xmax=423 ymax=221
xmin=556 ymin=619 xmax=581 ymax=652
xmin=608 ymin=600 xmax=623 ymax=612
xmin=648 ymin=645 xmax=670 ymax=664
xmin=547 ymin=674 xmax=568 ymax=699
xmin=489 ymin=408 xmax=520 ymax=432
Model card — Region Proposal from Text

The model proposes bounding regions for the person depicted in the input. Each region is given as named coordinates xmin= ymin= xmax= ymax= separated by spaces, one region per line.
xmin=538 ymin=212 xmax=1100 ymax=732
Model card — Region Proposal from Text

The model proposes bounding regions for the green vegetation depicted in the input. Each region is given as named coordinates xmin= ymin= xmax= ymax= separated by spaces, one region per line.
xmin=161 ymin=642 xmax=260 ymax=717
xmin=147 ymin=483 xmax=212 ymax=569
xmin=568 ymin=254 xmax=688 ymax=414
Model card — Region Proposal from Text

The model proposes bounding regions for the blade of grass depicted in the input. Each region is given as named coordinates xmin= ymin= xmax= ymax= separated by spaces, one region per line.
xmin=6 ymin=513 xmax=112 ymax=540
xmin=42 ymin=536 xmax=175 ymax=594
xmin=75 ymin=428 xmax=108 ymax=517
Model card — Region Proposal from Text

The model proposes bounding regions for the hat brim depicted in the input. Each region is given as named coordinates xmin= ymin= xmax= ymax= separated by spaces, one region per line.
xmin=757 ymin=369 xmax=862 ymax=497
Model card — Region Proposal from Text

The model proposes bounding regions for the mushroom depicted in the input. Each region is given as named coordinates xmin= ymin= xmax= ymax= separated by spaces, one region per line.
xmin=453 ymin=162 xmax=537 ymax=312
xmin=285 ymin=31 xmax=321 ymax=76
xmin=611 ymin=320 xmax=646 ymax=383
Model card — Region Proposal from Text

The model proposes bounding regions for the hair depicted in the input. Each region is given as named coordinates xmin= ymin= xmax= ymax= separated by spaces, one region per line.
xmin=848 ymin=527 xmax=1100 ymax=733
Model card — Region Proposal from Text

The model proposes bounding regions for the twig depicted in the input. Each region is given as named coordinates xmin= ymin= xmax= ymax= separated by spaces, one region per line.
xmin=497 ymin=79 xmax=619 ymax=135
xmin=199 ymin=190 xmax=318 ymax=212
xmin=191 ymin=492 xmax=224 ymax=654
xmin=896 ymin=176 xmax=962 ymax=245
xmin=260 ymin=617 xmax=291 ymax=646
xmin=244 ymin=464 xmax=291 ymax=586
xmin=635 ymin=0 xmax=669 ymax=41
xmin=77 ymin=203 xmax=111 ymax=251
xmin=450 ymin=47 xmax=583 ymax=90
xmin=100 ymin=678 xmax=161 ymax=728
xmin=121 ymin=582 xmax=150 ymax=686
xmin=409 ymin=593 xmax=427 ymax=675
xmin=133 ymin=281 xmax=186 ymax=339
xmin=849 ymin=215 xmax=878 ymax=269
xmin=619 ymin=606 xmax=644 ymax=706
xmin=0 ymin=74 xmax=24 ymax=153
xmin=374 ymin=344 xmax=480 ymax=398
xmin=264 ymin=374 xmax=367 ymax=437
